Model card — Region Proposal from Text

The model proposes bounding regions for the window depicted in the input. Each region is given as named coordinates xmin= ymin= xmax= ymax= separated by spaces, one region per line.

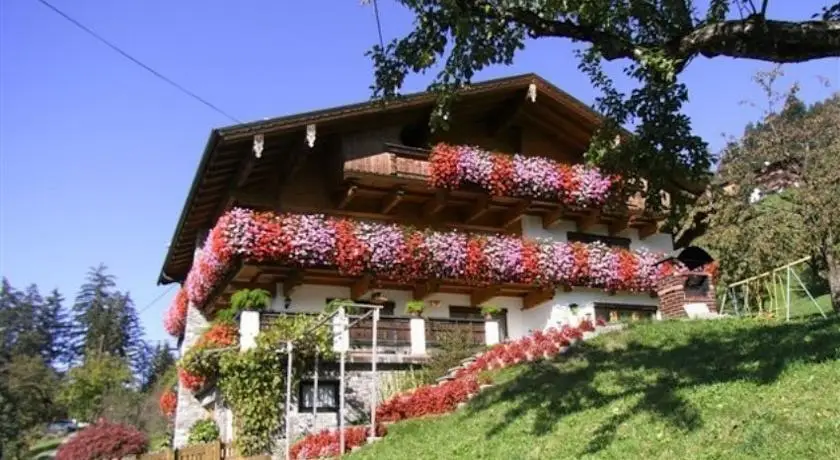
xmin=593 ymin=303 xmax=656 ymax=324
xmin=449 ymin=306 xmax=485 ymax=320
xmin=299 ymin=380 xmax=339 ymax=412
xmin=567 ymin=232 xmax=631 ymax=249
xmin=683 ymin=274 xmax=711 ymax=298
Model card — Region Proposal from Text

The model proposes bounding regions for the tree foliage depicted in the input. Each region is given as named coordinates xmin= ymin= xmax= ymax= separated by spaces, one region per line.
xmin=58 ymin=352 xmax=133 ymax=422
xmin=368 ymin=0 xmax=840 ymax=214
xmin=696 ymin=67 xmax=840 ymax=311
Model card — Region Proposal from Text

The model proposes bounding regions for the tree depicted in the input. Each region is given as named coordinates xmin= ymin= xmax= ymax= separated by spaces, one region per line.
xmin=0 ymin=354 xmax=61 ymax=459
xmin=697 ymin=67 xmax=840 ymax=312
xmin=40 ymin=289 xmax=71 ymax=367
xmin=71 ymin=265 xmax=147 ymax=373
xmin=58 ymin=353 xmax=132 ymax=422
xmin=367 ymin=0 xmax=840 ymax=214
xmin=141 ymin=343 xmax=175 ymax=393
xmin=71 ymin=264 xmax=117 ymax=361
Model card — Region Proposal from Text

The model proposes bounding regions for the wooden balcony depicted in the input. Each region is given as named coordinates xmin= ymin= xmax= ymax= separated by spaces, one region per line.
xmin=339 ymin=143 xmax=662 ymax=236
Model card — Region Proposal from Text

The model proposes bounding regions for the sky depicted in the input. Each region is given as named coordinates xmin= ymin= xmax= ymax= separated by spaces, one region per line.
xmin=1 ymin=0 xmax=838 ymax=347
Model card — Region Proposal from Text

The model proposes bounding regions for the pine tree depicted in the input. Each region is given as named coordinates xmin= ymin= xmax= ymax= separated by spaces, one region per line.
xmin=141 ymin=343 xmax=175 ymax=392
xmin=71 ymin=264 xmax=117 ymax=361
xmin=40 ymin=289 xmax=71 ymax=367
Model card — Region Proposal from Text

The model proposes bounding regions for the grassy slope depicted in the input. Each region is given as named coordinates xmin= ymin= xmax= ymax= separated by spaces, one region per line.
xmin=352 ymin=318 xmax=840 ymax=460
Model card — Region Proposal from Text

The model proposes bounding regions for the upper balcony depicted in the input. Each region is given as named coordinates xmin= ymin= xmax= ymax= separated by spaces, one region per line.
xmin=338 ymin=143 xmax=663 ymax=237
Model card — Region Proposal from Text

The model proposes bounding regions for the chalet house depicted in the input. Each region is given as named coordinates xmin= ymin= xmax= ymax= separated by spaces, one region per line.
xmin=160 ymin=74 xmax=711 ymax=448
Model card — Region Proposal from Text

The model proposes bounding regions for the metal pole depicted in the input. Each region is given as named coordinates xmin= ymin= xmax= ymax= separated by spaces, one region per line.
xmin=790 ymin=269 xmax=828 ymax=318
xmin=370 ymin=306 xmax=379 ymax=440
xmin=786 ymin=266 xmax=792 ymax=322
xmin=284 ymin=341 xmax=294 ymax=460
xmin=313 ymin=351 xmax=319 ymax=419
xmin=339 ymin=351 xmax=346 ymax=456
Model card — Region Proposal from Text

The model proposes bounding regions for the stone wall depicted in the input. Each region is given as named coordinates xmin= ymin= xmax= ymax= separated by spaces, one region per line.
xmin=173 ymin=302 xmax=212 ymax=448
xmin=277 ymin=363 xmax=420 ymax=444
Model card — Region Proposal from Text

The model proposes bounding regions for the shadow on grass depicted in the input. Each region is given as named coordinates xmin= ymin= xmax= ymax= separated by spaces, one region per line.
xmin=466 ymin=316 xmax=840 ymax=456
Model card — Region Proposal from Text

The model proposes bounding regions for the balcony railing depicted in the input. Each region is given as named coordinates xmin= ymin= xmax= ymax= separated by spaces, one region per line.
xmin=258 ymin=312 xmax=491 ymax=352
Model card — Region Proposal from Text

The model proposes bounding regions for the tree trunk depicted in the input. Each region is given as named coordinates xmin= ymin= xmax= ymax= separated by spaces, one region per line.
xmin=826 ymin=248 xmax=840 ymax=314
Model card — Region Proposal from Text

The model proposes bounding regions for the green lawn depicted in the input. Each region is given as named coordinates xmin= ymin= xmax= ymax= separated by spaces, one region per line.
xmin=351 ymin=317 xmax=840 ymax=460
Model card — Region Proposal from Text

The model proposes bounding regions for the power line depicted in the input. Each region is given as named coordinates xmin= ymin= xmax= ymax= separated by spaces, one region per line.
xmin=34 ymin=0 xmax=242 ymax=124
xmin=372 ymin=0 xmax=385 ymax=49
xmin=137 ymin=284 xmax=176 ymax=315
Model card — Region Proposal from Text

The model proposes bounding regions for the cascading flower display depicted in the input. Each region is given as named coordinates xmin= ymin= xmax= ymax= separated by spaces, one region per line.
xmin=429 ymin=143 xmax=617 ymax=207
xmin=163 ymin=288 xmax=188 ymax=337
xmin=182 ymin=209 xmax=672 ymax=312
xmin=159 ymin=389 xmax=177 ymax=418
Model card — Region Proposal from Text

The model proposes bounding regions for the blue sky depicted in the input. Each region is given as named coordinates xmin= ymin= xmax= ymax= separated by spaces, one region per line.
xmin=1 ymin=0 xmax=838 ymax=347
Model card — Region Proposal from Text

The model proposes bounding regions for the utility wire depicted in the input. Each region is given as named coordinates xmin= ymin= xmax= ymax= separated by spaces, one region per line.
xmin=372 ymin=0 xmax=385 ymax=49
xmin=34 ymin=0 xmax=242 ymax=123
xmin=137 ymin=284 xmax=176 ymax=315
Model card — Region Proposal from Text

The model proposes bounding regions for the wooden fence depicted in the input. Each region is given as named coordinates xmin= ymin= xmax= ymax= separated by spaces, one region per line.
xmin=137 ymin=441 xmax=269 ymax=460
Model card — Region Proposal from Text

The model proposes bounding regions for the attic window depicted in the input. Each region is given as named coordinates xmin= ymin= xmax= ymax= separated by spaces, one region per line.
xmin=567 ymin=232 xmax=630 ymax=249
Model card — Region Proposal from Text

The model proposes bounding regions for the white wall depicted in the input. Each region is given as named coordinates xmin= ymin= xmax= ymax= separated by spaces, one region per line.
xmin=267 ymin=282 xmax=659 ymax=341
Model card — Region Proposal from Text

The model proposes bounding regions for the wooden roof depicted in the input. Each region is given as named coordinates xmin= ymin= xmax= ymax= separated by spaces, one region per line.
xmin=158 ymin=73 xmax=608 ymax=285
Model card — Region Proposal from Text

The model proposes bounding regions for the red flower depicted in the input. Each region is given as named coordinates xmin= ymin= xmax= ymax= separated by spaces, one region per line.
xmin=159 ymin=389 xmax=177 ymax=418
xmin=489 ymin=153 xmax=513 ymax=196
xmin=334 ymin=219 xmax=367 ymax=276
xmin=163 ymin=288 xmax=188 ymax=338
xmin=429 ymin=143 xmax=462 ymax=189
xmin=178 ymin=368 xmax=205 ymax=392
xmin=464 ymin=237 xmax=486 ymax=281
xmin=56 ymin=420 xmax=147 ymax=460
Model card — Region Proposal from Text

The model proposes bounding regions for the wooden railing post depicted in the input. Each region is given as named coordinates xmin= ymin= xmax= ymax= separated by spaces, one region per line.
xmin=484 ymin=319 xmax=500 ymax=346
xmin=239 ymin=310 xmax=260 ymax=351
xmin=409 ymin=316 xmax=426 ymax=355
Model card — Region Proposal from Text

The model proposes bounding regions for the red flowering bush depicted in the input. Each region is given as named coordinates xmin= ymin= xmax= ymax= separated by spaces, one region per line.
xmin=182 ymin=209 xmax=672 ymax=312
xmin=163 ymin=288 xmax=188 ymax=338
xmin=377 ymin=322 xmax=600 ymax=423
xmin=178 ymin=323 xmax=239 ymax=393
xmin=290 ymin=423 xmax=388 ymax=459
xmin=56 ymin=419 xmax=147 ymax=460
xmin=159 ymin=389 xmax=177 ymax=418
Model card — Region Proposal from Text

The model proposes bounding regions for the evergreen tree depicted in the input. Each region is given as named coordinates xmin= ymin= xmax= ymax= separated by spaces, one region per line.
xmin=71 ymin=264 xmax=117 ymax=361
xmin=40 ymin=289 xmax=71 ymax=367
xmin=141 ymin=343 xmax=175 ymax=392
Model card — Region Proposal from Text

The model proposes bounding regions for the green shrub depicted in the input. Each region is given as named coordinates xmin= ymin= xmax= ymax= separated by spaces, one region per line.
xmin=187 ymin=419 xmax=220 ymax=445
xmin=423 ymin=328 xmax=483 ymax=383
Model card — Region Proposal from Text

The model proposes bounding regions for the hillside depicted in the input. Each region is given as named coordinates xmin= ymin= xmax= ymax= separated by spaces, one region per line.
xmin=352 ymin=318 xmax=840 ymax=460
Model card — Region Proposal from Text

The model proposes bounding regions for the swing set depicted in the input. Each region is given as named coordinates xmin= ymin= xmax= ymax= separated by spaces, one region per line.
xmin=719 ymin=256 xmax=828 ymax=320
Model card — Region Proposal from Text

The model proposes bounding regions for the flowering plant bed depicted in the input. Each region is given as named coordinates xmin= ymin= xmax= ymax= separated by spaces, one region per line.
xmin=174 ymin=209 xmax=673 ymax=313
xmin=376 ymin=320 xmax=597 ymax=423
xmin=159 ymin=388 xmax=177 ymax=418
xmin=289 ymin=423 xmax=387 ymax=459
xmin=429 ymin=143 xmax=617 ymax=207
xmin=178 ymin=323 xmax=239 ymax=391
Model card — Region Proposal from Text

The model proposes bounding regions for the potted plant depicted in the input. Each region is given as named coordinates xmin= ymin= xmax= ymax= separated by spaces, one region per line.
xmin=480 ymin=304 xmax=501 ymax=320
xmin=406 ymin=300 xmax=425 ymax=317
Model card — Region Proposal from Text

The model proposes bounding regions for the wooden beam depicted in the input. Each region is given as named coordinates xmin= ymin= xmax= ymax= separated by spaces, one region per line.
xmin=412 ymin=280 xmax=440 ymax=300
xmin=501 ymin=199 xmax=531 ymax=229
xmin=282 ymin=271 xmax=303 ymax=296
xmin=608 ymin=216 xmax=630 ymax=236
xmin=575 ymin=210 xmax=600 ymax=232
xmin=638 ymin=221 xmax=658 ymax=239
xmin=351 ymin=274 xmax=373 ymax=300
xmin=231 ymin=190 xmax=276 ymax=209
xmin=337 ymin=184 xmax=358 ymax=209
xmin=542 ymin=206 xmax=565 ymax=229
xmin=465 ymin=195 xmax=490 ymax=224
xmin=380 ymin=187 xmax=405 ymax=215
xmin=470 ymin=285 xmax=500 ymax=306
xmin=422 ymin=190 xmax=448 ymax=219
xmin=522 ymin=289 xmax=554 ymax=310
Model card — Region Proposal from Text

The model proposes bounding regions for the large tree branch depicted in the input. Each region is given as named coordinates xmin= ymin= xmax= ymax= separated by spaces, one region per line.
xmin=499 ymin=7 xmax=840 ymax=64
xmin=672 ymin=17 xmax=840 ymax=62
